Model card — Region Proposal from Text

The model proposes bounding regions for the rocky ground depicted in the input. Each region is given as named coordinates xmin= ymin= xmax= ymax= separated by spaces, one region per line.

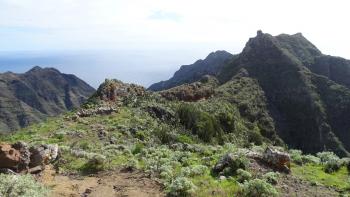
xmin=39 ymin=166 xmax=164 ymax=197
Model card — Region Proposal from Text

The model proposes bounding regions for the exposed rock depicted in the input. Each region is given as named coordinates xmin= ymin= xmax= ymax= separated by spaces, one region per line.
xmin=76 ymin=106 xmax=118 ymax=118
xmin=146 ymin=106 xmax=175 ymax=122
xmin=159 ymin=81 xmax=216 ymax=102
xmin=12 ymin=142 xmax=31 ymax=171
xmin=0 ymin=168 xmax=17 ymax=174
xmin=95 ymin=79 xmax=146 ymax=102
xmin=263 ymin=147 xmax=291 ymax=173
xmin=29 ymin=144 xmax=59 ymax=168
xmin=0 ymin=142 xmax=59 ymax=173
xmin=0 ymin=143 xmax=21 ymax=169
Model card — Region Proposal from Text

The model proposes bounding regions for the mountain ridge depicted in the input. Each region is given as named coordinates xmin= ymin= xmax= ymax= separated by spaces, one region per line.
xmin=148 ymin=50 xmax=234 ymax=91
xmin=151 ymin=30 xmax=350 ymax=156
xmin=0 ymin=66 xmax=95 ymax=133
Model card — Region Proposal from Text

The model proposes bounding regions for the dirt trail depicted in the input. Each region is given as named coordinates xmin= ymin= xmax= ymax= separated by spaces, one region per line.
xmin=39 ymin=167 xmax=165 ymax=197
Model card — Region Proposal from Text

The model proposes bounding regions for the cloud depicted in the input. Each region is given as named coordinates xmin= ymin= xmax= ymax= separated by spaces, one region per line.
xmin=149 ymin=10 xmax=182 ymax=21
xmin=0 ymin=0 xmax=349 ymax=58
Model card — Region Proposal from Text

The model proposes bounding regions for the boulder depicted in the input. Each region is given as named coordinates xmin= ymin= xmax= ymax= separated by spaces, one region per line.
xmin=29 ymin=144 xmax=59 ymax=168
xmin=0 ymin=142 xmax=59 ymax=173
xmin=0 ymin=143 xmax=21 ymax=169
xmin=263 ymin=147 xmax=291 ymax=173
xmin=12 ymin=142 xmax=31 ymax=171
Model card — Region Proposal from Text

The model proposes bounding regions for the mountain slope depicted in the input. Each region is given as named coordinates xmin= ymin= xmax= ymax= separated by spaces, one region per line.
xmin=152 ymin=31 xmax=350 ymax=156
xmin=148 ymin=50 xmax=234 ymax=91
xmin=0 ymin=66 xmax=95 ymax=133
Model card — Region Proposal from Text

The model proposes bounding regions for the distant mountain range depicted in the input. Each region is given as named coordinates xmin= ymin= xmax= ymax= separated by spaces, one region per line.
xmin=148 ymin=50 xmax=234 ymax=91
xmin=150 ymin=30 xmax=350 ymax=156
xmin=0 ymin=66 xmax=95 ymax=133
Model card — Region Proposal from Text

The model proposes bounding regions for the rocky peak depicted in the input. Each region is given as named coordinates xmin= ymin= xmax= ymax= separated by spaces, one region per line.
xmin=206 ymin=50 xmax=233 ymax=61
xmin=26 ymin=66 xmax=61 ymax=75
xmin=94 ymin=79 xmax=146 ymax=103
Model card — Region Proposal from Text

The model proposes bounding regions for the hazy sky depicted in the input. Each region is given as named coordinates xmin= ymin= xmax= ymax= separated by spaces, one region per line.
xmin=1 ymin=0 xmax=350 ymax=87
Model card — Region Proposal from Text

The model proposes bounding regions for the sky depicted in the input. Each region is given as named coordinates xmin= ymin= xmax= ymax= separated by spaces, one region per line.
xmin=0 ymin=0 xmax=350 ymax=87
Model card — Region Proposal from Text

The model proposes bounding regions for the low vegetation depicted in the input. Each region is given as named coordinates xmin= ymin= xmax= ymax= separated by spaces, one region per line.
xmin=1 ymin=82 xmax=350 ymax=197
xmin=0 ymin=174 xmax=48 ymax=197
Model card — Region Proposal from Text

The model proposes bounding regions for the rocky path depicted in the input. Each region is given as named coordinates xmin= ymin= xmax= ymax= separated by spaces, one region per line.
xmin=39 ymin=167 xmax=165 ymax=197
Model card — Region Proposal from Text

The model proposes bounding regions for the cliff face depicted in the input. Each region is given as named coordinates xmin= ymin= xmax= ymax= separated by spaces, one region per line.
xmin=0 ymin=66 xmax=95 ymax=133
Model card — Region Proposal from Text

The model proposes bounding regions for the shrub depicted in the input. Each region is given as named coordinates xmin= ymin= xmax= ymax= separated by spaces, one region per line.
xmin=236 ymin=169 xmax=252 ymax=183
xmin=176 ymin=134 xmax=194 ymax=144
xmin=317 ymin=151 xmax=339 ymax=164
xmin=135 ymin=131 xmax=147 ymax=141
xmin=0 ymin=174 xmax=49 ymax=197
xmin=230 ymin=154 xmax=249 ymax=173
xmin=83 ymin=154 xmax=106 ymax=172
xmin=339 ymin=157 xmax=350 ymax=167
xmin=324 ymin=159 xmax=341 ymax=173
xmin=302 ymin=154 xmax=320 ymax=164
xmin=125 ymin=158 xmax=139 ymax=170
xmin=168 ymin=177 xmax=196 ymax=196
xmin=181 ymin=165 xmax=208 ymax=177
xmin=221 ymin=154 xmax=250 ymax=176
xmin=160 ymin=165 xmax=174 ymax=181
xmin=242 ymin=179 xmax=278 ymax=197
xmin=347 ymin=161 xmax=350 ymax=173
xmin=190 ymin=165 xmax=208 ymax=176
xmin=247 ymin=130 xmax=263 ymax=146
xmin=177 ymin=104 xmax=223 ymax=143
xmin=262 ymin=172 xmax=279 ymax=185
xmin=289 ymin=149 xmax=303 ymax=165
xmin=132 ymin=143 xmax=144 ymax=155
xmin=154 ymin=125 xmax=176 ymax=144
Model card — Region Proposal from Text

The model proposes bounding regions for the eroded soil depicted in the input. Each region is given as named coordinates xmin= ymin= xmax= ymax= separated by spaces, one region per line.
xmin=39 ymin=167 xmax=165 ymax=197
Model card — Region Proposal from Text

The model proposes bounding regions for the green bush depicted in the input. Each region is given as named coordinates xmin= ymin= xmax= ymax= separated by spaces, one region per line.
xmin=177 ymin=104 xmax=222 ymax=143
xmin=317 ymin=151 xmax=339 ymax=164
xmin=154 ymin=125 xmax=176 ymax=144
xmin=132 ymin=143 xmax=144 ymax=155
xmin=236 ymin=169 xmax=252 ymax=183
xmin=347 ymin=161 xmax=350 ymax=173
xmin=135 ymin=131 xmax=147 ymax=141
xmin=168 ymin=177 xmax=196 ymax=196
xmin=247 ymin=130 xmax=263 ymax=146
xmin=242 ymin=178 xmax=278 ymax=197
xmin=289 ymin=149 xmax=303 ymax=165
xmin=302 ymin=154 xmax=320 ymax=164
xmin=82 ymin=154 xmax=106 ymax=173
xmin=262 ymin=172 xmax=279 ymax=185
xmin=324 ymin=159 xmax=341 ymax=173
xmin=176 ymin=134 xmax=194 ymax=144
xmin=222 ymin=154 xmax=250 ymax=176
xmin=0 ymin=174 xmax=49 ymax=197
xmin=181 ymin=165 xmax=208 ymax=177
